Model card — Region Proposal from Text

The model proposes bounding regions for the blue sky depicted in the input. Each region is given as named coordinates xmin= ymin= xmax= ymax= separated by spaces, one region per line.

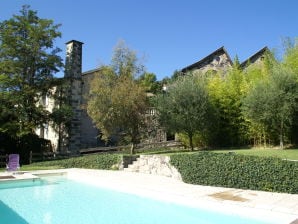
xmin=1 ymin=0 xmax=297 ymax=80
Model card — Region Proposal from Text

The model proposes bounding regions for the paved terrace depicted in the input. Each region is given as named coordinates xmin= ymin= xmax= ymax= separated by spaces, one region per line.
xmin=0 ymin=169 xmax=297 ymax=224
xmin=66 ymin=169 xmax=298 ymax=224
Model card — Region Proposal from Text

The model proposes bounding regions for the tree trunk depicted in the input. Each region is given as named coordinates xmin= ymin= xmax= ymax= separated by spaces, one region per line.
xmin=188 ymin=133 xmax=194 ymax=151
xmin=263 ymin=129 xmax=266 ymax=149
xmin=280 ymin=120 xmax=284 ymax=149
xmin=130 ymin=142 xmax=135 ymax=155
xmin=58 ymin=124 xmax=62 ymax=152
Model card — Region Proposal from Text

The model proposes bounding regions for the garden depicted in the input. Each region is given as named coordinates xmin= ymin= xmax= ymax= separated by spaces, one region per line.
xmin=17 ymin=147 xmax=298 ymax=194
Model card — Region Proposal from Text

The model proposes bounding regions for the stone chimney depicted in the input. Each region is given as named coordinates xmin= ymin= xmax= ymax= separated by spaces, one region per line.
xmin=64 ymin=40 xmax=84 ymax=153
xmin=65 ymin=40 xmax=83 ymax=78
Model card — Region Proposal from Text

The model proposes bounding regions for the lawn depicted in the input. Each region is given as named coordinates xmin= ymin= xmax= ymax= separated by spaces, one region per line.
xmin=139 ymin=147 xmax=298 ymax=160
xmin=212 ymin=148 xmax=298 ymax=160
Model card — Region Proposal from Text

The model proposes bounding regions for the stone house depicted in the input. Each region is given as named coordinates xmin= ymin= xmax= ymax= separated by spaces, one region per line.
xmin=38 ymin=40 xmax=268 ymax=153
xmin=181 ymin=46 xmax=269 ymax=75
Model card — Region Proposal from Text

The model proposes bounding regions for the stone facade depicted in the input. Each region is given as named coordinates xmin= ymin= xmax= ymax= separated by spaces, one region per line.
xmin=181 ymin=46 xmax=268 ymax=75
xmin=80 ymin=69 xmax=104 ymax=148
xmin=181 ymin=47 xmax=233 ymax=76
xmin=35 ymin=90 xmax=59 ymax=149
xmin=240 ymin=47 xmax=269 ymax=69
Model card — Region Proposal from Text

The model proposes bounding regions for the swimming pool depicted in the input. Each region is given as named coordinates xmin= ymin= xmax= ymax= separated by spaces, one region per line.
xmin=0 ymin=175 xmax=271 ymax=224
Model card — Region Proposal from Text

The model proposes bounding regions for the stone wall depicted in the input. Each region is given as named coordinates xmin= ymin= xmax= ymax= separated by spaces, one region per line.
xmin=124 ymin=155 xmax=182 ymax=180
xmin=80 ymin=71 xmax=101 ymax=148
xmin=191 ymin=51 xmax=232 ymax=76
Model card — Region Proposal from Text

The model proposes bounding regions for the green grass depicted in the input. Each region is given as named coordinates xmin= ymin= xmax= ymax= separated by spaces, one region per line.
xmin=20 ymin=165 xmax=63 ymax=171
xmin=212 ymin=148 xmax=298 ymax=160
xmin=137 ymin=147 xmax=298 ymax=160
xmin=0 ymin=165 xmax=63 ymax=172
xmin=137 ymin=147 xmax=190 ymax=155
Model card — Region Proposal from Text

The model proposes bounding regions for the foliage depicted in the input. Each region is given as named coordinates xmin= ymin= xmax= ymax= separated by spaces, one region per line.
xmin=283 ymin=38 xmax=298 ymax=144
xmin=170 ymin=152 xmax=298 ymax=194
xmin=283 ymin=38 xmax=298 ymax=76
xmin=154 ymin=74 xmax=214 ymax=150
xmin=137 ymin=72 xmax=160 ymax=94
xmin=87 ymin=42 xmax=149 ymax=154
xmin=111 ymin=40 xmax=144 ymax=78
xmin=0 ymin=132 xmax=52 ymax=165
xmin=207 ymin=60 xmax=248 ymax=146
xmin=0 ymin=5 xmax=63 ymax=137
xmin=49 ymin=79 xmax=74 ymax=151
xmin=177 ymin=132 xmax=208 ymax=148
xmin=30 ymin=153 xmax=122 ymax=170
xmin=171 ymin=70 xmax=183 ymax=81
xmin=242 ymin=64 xmax=298 ymax=148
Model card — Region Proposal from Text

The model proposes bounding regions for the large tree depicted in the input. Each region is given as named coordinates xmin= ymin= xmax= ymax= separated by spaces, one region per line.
xmin=87 ymin=42 xmax=148 ymax=154
xmin=242 ymin=64 xmax=298 ymax=148
xmin=0 ymin=5 xmax=63 ymax=137
xmin=283 ymin=38 xmax=298 ymax=144
xmin=154 ymin=74 xmax=213 ymax=151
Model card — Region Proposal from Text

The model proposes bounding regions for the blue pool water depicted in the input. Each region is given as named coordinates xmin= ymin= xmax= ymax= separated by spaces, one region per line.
xmin=0 ymin=176 xmax=270 ymax=224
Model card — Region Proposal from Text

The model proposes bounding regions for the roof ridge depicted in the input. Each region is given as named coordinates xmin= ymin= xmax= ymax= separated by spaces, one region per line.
xmin=181 ymin=46 xmax=233 ymax=72
xmin=240 ymin=46 xmax=269 ymax=68
xmin=82 ymin=67 xmax=102 ymax=76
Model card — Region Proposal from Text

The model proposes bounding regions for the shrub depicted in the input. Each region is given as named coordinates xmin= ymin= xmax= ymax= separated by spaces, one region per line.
xmin=0 ymin=133 xmax=53 ymax=165
xmin=32 ymin=153 xmax=122 ymax=170
xmin=170 ymin=152 xmax=298 ymax=194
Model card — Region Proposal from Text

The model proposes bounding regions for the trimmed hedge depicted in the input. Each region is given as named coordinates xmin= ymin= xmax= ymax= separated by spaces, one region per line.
xmin=32 ymin=153 xmax=122 ymax=170
xmin=170 ymin=152 xmax=298 ymax=194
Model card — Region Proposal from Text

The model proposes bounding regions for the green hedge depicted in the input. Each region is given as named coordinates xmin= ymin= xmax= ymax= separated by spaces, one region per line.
xmin=170 ymin=152 xmax=298 ymax=194
xmin=32 ymin=153 xmax=122 ymax=170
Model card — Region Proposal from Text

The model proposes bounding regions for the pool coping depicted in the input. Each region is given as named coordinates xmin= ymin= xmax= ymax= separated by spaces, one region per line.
xmin=67 ymin=169 xmax=298 ymax=224
xmin=1 ymin=168 xmax=297 ymax=224
xmin=0 ymin=171 xmax=39 ymax=181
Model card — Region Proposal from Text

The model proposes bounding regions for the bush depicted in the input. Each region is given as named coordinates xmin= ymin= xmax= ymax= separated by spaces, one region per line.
xmin=32 ymin=153 xmax=122 ymax=170
xmin=170 ymin=152 xmax=298 ymax=194
xmin=0 ymin=133 xmax=52 ymax=165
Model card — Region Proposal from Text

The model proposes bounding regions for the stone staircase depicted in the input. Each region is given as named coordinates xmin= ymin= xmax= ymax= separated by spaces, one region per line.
xmin=124 ymin=155 xmax=182 ymax=180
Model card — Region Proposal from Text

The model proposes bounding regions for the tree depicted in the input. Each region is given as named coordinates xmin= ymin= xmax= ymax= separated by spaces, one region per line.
xmin=242 ymin=64 xmax=298 ymax=148
xmin=154 ymin=74 xmax=213 ymax=151
xmin=87 ymin=42 xmax=148 ymax=154
xmin=111 ymin=40 xmax=144 ymax=78
xmin=137 ymin=72 xmax=160 ymax=94
xmin=283 ymin=38 xmax=298 ymax=144
xmin=283 ymin=38 xmax=298 ymax=76
xmin=49 ymin=79 xmax=73 ymax=151
xmin=0 ymin=5 xmax=63 ymax=137
xmin=207 ymin=60 xmax=248 ymax=146
xmin=171 ymin=70 xmax=183 ymax=81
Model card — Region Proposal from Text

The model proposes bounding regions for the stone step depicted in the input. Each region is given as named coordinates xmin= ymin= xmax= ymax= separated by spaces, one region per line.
xmin=126 ymin=162 xmax=140 ymax=171
xmin=123 ymin=168 xmax=132 ymax=172
xmin=123 ymin=155 xmax=180 ymax=179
